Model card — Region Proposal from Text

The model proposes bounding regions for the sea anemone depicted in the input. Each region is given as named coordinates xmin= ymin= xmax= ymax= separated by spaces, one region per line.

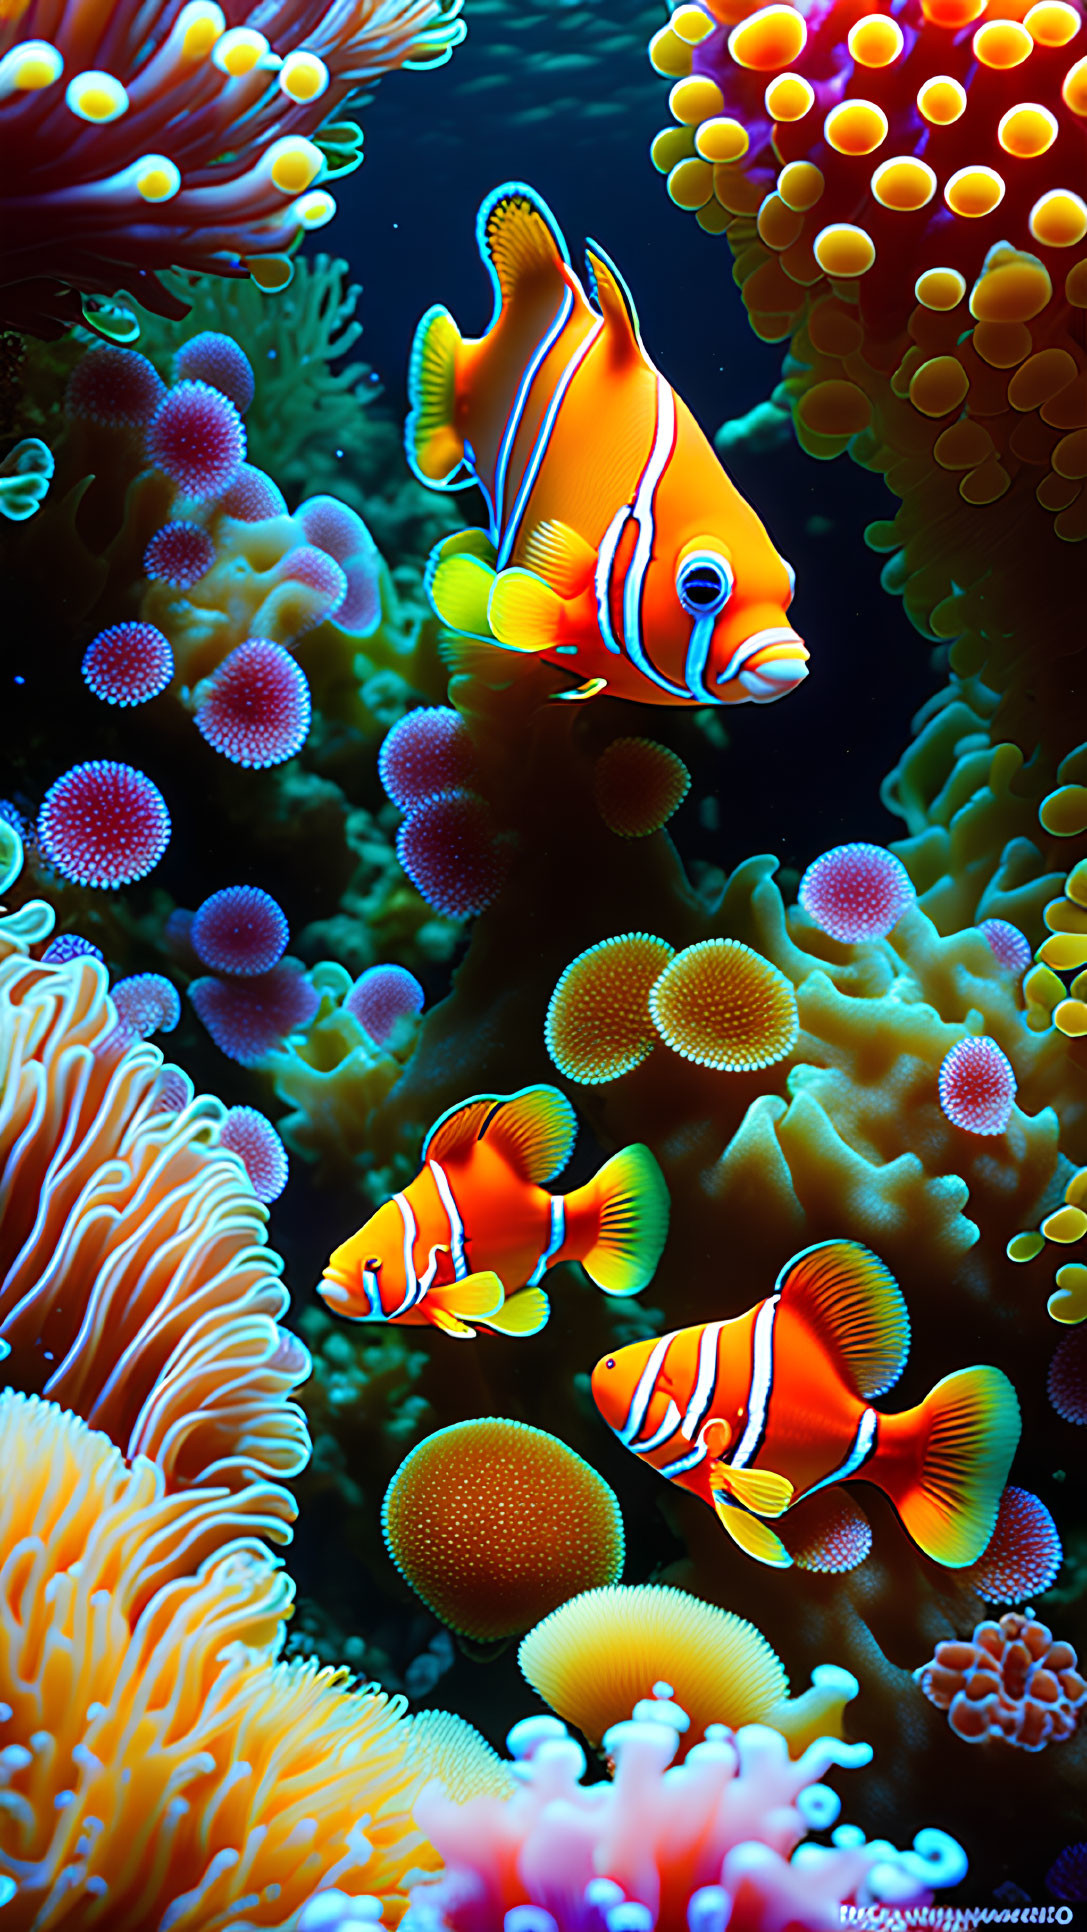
xmin=64 ymin=345 xmax=165 ymax=427
xmin=221 ymin=1105 xmax=290 ymax=1204
xmin=962 ymin=1487 xmax=1063 ymax=1605
xmin=979 ymin=918 xmax=1033 ymax=976
xmin=381 ymin=1419 xmax=625 ymax=1641
xmin=144 ymin=519 xmax=217 ymax=589
xmin=938 ymin=1035 xmax=1018 ymax=1134
xmin=915 ymin=1609 xmax=1087 ymax=1749
xmin=378 ymin=707 xmax=479 ymax=811
xmin=146 ymin=379 xmax=246 ymax=499
xmin=37 ymin=760 xmax=171 ymax=887
xmin=545 ymin=933 xmax=675 ymax=1083
xmin=194 ymin=639 xmax=312 ymax=767
xmin=344 ymin=964 xmax=425 ymax=1046
xmin=81 ymin=620 xmax=175 ymax=705
xmin=798 ymin=843 xmax=916 ymax=944
xmin=396 ymin=790 xmax=507 ymax=920
xmin=593 ymin=737 xmax=692 ymax=838
xmin=648 ymin=937 xmax=800 ymax=1070
xmin=111 ymin=970 xmax=181 ymax=1039
xmin=191 ymin=959 xmax=320 ymax=1065
xmin=175 ymin=331 xmax=256 ymax=413
xmin=192 ymin=884 xmax=290 ymax=976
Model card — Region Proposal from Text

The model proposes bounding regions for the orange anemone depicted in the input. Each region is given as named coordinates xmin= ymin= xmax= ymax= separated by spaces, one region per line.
xmin=545 ymin=932 xmax=675 ymax=1083
xmin=648 ymin=937 xmax=799 ymax=1070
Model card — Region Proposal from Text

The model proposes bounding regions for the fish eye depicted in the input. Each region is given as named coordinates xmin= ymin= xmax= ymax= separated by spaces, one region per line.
xmin=605 ymin=1358 xmax=615 ymax=1370
xmin=676 ymin=549 xmax=734 ymax=618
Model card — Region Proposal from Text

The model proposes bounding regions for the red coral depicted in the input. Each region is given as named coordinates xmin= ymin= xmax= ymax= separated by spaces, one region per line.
xmin=915 ymin=1609 xmax=1087 ymax=1749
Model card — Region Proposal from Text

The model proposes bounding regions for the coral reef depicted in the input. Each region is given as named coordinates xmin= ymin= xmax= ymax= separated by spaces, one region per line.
xmin=915 ymin=1607 xmax=1087 ymax=1749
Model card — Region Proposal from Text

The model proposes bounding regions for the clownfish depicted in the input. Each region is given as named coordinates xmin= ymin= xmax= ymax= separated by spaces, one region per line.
xmin=591 ymin=1241 xmax=1020 ymax=1569
xmin=320 ymin=1084 xmax=669 ymax=1338
xmin=404 ymin=182 xmax=808 ymax=709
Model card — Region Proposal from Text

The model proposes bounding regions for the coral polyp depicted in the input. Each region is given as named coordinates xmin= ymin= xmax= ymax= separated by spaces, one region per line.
xmin=146 ymin=378 xmax=246 ymax=498
xmin=37 ymin=760 xmax=171 ymax=887
xmin=192 ymin=884 xmax=290 ymax=976
xmin=194 ymin=639 xmax=312 ymax=767
xmin=648 ymin=936 xmax=800 ymax=1070
xmin=81 ymin=620 xmax=174 ymax=706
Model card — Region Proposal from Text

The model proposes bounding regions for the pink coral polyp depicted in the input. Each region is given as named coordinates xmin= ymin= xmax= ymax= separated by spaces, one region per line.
xmin=915 ymin=1610 xmax=1087 ymax=1750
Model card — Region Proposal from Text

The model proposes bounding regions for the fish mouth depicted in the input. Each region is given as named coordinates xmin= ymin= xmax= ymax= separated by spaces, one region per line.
xmin=718 ymin=628 xmax=808 ymax=704
xmin=320 ymin=1267 xmax=369 ymax=1318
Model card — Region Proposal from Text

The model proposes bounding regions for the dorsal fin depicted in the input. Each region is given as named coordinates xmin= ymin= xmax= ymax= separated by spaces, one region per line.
xmin=775 ymin=1241 xmax=910 ymax=1400
xmin=584 ymin=242 xmax=642 ymax=361
xmin=479 ymin=1085 xmax=577 ymax=1183
xmin=477 ymin=182 xmax=571 ymax=310
xmin=422 ymin=1094 xmax=503 ymax=1164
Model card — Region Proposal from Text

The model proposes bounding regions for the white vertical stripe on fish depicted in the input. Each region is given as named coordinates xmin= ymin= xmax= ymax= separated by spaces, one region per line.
xmin=391 ymin=1191 xmax=422 ymax=1318
xmin=681 ymin=1321 xmax=724 ymax=1440
xmin=801 ymin=1408 xmax=879 ymax=1496
xmin=634 ymin=1398 xmax=682 ymax=1453
xmin=492 ymin=284 xmax=574 ymax=544
xmin=428 ymin=1159 xmax=468 ymax=1280
xmin=497 ymin=320 xmax=603 ymax=569
xmin=730 ymin=1296 xmax=779 ymax=1471
xmin=618 ymin=377 xmax=687 ymax=700
xmin=617 ymin=1333 xmax=673 ymax=1445
xmin=527 ymin=1195 xmax=566 ymax=1287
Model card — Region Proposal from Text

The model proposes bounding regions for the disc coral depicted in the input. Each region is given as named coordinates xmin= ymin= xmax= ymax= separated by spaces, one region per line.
xmin=648 ymin=936 xmax=800 ymax=1069
xmin=545 ymin=933 xmax=676 ymax=1083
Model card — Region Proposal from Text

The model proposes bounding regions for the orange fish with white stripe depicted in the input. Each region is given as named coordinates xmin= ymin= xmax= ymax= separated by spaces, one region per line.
xmin=320 ymin=1085 xmax=669 ymax=1338
xmin=591 ymin=1241 xmax=1020 ymax=1569
xmin=405 ymin=181 xmax=808 ymax=708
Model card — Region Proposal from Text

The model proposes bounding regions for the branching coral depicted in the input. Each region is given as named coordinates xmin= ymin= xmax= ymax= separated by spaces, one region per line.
xmin=0 ymin=0 xmax=466 ymax=338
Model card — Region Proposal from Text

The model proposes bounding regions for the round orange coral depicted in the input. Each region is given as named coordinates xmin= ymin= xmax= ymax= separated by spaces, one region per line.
xmin=648 ymin=937 xmax=799 ymax=1069
xmin=593 ymin=737 xmax=691 ymax=838
xmin=545 ymin=933 xmax=675 ymax=1082
xmin=381 ymin=1419 xmax=624 ymax=1639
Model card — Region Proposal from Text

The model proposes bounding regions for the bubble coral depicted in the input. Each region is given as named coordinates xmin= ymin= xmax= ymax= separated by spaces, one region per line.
xmin=175 ymin=329 xmax=256 ymax=413
xmin=915 ymin=1608 xmax=1087 ymax=1750
xmin=1048 ymin=1326 xmax=1087 ymax=1421
xmin=344 ymin=963 xmax=426 ymax=1046
xmin=938 ymin=1034 xmax=1018 ymax=1134
xmin=545 ymin=933 xmax=676 ymax=1083
xmin=64 ymin=344 xmax=165 ymax=427
xmin=194 ymin=638 xmax=312 ymax=767
xmin=81 ymin=619 xmax=174 ymax=705
xmin=146 ymin=377 xmax=246 ymax=500
xmin=980 ymin=917 xmax=1034 ymax=975
xmin=221 ymin=1104 xmax=290 ymax=1204
xmin=37 ymin=759 xmax=171 ymax=887
xmin=0 ymin=947 xmax=310 ymax=1524
xmin=192 ymin=883 xmax=290 ymax=976
xmin=378 ymin=706 xmax=480 ymax=812
xmin=381 ymin=1419 xmax=625 ymax=1641
xmin=191 ymin=959 xmax=320 ymax=1066
xmin=111 ymin=970 xmax=182 ymax=1038
xmin=593 ymin=736 xmax=692 ymax=838
xmin=144 ymin=518 xmax=217 ymax=589
xmin=0 ymin=0 xmax=467 ymax=339
xmin=648 ymin=936 xmax=800 ymax=1069
xmin=962 ymin=1486 xmax=1062 ymax=1604
xmin=799 ymin=843 xmax=916 ymax=944
xmin=396 ymin=790 xmax=507 ymax=920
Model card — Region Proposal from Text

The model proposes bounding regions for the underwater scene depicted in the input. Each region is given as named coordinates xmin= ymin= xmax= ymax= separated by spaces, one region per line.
xmin=0 ymin=0 xmax=1086 ymax=1923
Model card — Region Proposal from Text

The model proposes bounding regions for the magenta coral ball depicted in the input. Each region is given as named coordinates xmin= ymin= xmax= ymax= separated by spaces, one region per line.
xmin=277 ymin=544 xmax=348 ymax=622
xmin=192 ymin=885 xmax=289 ymax=977
xmin=344 ymin=963 xmax=425 ymax=1046
xmin=968 ymin=1487 xmax=1062 ymax=1604
xmin=144 ymin=520 xmax=216 ymax=590
xmin=112 ymin=972 xmax=181 ymax=1038
xmin=146 ymin=379 xmax=246 ymax=501
xmin=798 ymin=842 xmax=915 ymax=944
xmin=38 ymin=761 xmax=170 ymax=889
xmin=41 ymin=934 xmax=104 ymax=965
xmin=978 ymin=918 xmax=1033 ymax=976
xmin=938 ymin=1035 xmax=1017 ymax=1136
xmin=65 ymin=346 xmax=165 ymax=428
xmin=297 ymin=495 xmax=370 ymax=563
xmin=378 ymin=707 xmax=478 ymax=813
xmin=397 ymin=789 xmax=506 ymax=920
xmin=174 ymin=332 xmax=255 ymax=415
xmin=82 ymin=621 xmax=173 ymax=706
xmin=216 ymin=464 xmax=287 ymax=521
xmin=190 ymin=963 xmax=319 ymax=1066
xmin=195 ymin=640 xmax=311 ymax=768
xmin=220 ymin=1105 xmax=289 ymax=1203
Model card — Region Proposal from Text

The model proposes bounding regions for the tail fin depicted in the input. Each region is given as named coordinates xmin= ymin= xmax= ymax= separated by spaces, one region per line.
xmin=406 ymin=303 xmax=463 ymax=485
xmin=576 ymin=1144 xmax=669 ymax=1296
xmin=885 ymin=1366 xmax=1020 ymax=1567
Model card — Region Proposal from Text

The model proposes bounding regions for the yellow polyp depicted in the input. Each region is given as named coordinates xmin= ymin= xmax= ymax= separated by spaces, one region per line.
xmin=1007 ymin=1231 xmax=1046 ymax=1261
xmin=268 ymin=137 xmax=325 ymax=194
xmin=1042 ymin=1205 xmax=1087 ymax=1243
xmin=713 ymin=167 xmax=764 ymax=214
xmin=922 ymin=0 xmax=985 ymax=24
xmin=780 ymin=238 xmax=822 ymax=284
xmin=797 ymin=379 xmax=872 ymax=435
xmin=1068 ymin=860 xmax=1087 ymax=906
xmin=1013 ymin=357 xmax=1081 ymax=428
xmin=1067 ymin=1172 xmax=1087 ymax=1212
xmin=757 ymin=193 xmax=804 ymax=248
xmin=1026 ymin=0 xmax=1081 ymax=42
xmin=1024 ymin=963 xmax=1068 ymax=1013
xmin=933 ymin=420 xmax=995 ymax=468
xmin=696 ymin=115 xmax=749 ymax=160
xmin=813 ymin=223 xmax=875 ymax=276
xmin=945 ymin=166 xmax=1006 ymax=219
xmin=649 ymin=25 xmax=694 ymax=77
xmin=135 ymin=155 xmax=182 ymax=202
xmin=1062 ymin=54 xmax=1087 ymax=112
xmin=847 ymin=14 xmax=905 ymax=63
xmin=178 ymin=0 xmax=225 ymax=58
xmin=295 ymin=190 xmax=336 ymax=230
xmin=212 ymin=25 xmax=269 ymax=74
xmin=1066 ymin=259 xmax=1087 ymax=305
xmin=1049 ymin=1263 xmax=1087 ymax=1325
xmin=652 ymin=125 xmax=697 ymax=171
xmin=971 ymin=256 xmax=1052 ymax=324
xmin=917 ymin=75 xmax=966 ymax=124
xmin=1044 ymin=895 xmax=1087 ymax=933
xmin=974 ymin=18 xmax=1033 ymax=65
xmin=4 ymin=41 xmax=63 ymax=90
xmin=1056 ymin=998 xmax=1087 ymax=1036
xmin=959 ymin=459 xmax=1012 ymax=503
xmin=777 ymin=159 xmax=823 ymax=211
xmin=668 ymin=157 xmax=715 ymax=208
xmin=1053 ymin=428 xmax=1087 ymax=477
xmin=278 ymin=50 xmax=330 ymax=102
xmin=671 ymin=4 xmax=716 ymax=43
xmin=1039 ymin=930 xmax=1087 ymax=971
xmin=823 ymin=98 xmax=888 ymax=155
xmin=999 ymin=101 xmax=1059 ymax=159
xmin=696 ymin=199 xmax=733 ymax=233
xmin=65 ymin=70 xmax=128 ymax=121
xmin=246 ymin=255 xmax=294 ymax=291
xmin=807 ymin=300 xmax=863 ymax=354
xmin=764 ymin=71 xmax=814 ymax=119
xmin=728 ymin=4 xmax=807 ymax=71
xmin=669 ymin=74 xmax=724 ymax=121
xmin=1031 ymin=189 xmax=1087 ymax=247
xmin=908 ymin=354 xmax=969 ymax=417
xmin=972 ymin=318 xmax=1033 ymax=367
xmin=871 ymin=156 xmax=936 ymax=211
xmin=914 ymin=267 xmax=966 ymax=310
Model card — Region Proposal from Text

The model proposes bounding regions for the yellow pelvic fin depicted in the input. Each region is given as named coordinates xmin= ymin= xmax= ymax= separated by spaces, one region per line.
xmin=430 ymin=554 xmax=498 ymax=638
xmin=407 ymin=304 xmax=464 ymax=485
xmin=710 ymin=1462 xmax=794 ymax=1519
xmin=488 ymin=567 xmax=565 ymax=652
xmin=428 ymin=1270 xmax=506 ymax=1320
xmin=553 ymin=677 xmax=608 ymax=702
xmin=482 ymin=1286 xmax=550 ymax=1337
xmin=712 ymin=1491 xmax=794 ymax=1568
xmin=429 ymin=1306 xmax=479 ymax=1338
xmin=521 ymin=519 xmax=598 ymax=598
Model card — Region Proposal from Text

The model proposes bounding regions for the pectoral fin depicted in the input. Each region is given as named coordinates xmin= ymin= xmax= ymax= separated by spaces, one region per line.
xmin=482 ymin=1286 xmax=550 ymax=1336
xmin=429 ymin=1306 xmax=479 ymax=1338
xmin=488 ymin=568 xmax=565 ymax=652
xmin=713 ymin=1492 xmax=794 ymax=1567
xmin=553 ymin=677 xmax=608 ymax=702
xmin=428 ymin=1270 xmax=506 ymax=1321
xmin=711 ymin=1463 xmax=795 ymax=1518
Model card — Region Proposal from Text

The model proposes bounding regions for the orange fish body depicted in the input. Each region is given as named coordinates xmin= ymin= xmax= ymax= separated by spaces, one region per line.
xmin=405 ymin=182 xmax=808 ymax=708
xmin=321 ymin=1085 xmax=669 ymax=1338
xmin=591 ymin=1241 xmax=1020 ymax=1568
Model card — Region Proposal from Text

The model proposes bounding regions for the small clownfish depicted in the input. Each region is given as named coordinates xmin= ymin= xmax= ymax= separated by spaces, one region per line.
xmin=405 ymin=181 xmax=808 ymax=709
xmin=591 ymin=1241 xmax=1020 ymax=1569
xmin=320 ymin=1085 xmax=669 ymax=1338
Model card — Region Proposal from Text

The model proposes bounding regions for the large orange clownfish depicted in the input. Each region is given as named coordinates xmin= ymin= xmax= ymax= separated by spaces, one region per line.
xmin=405 ymin=182 xmax=808 ymax=708
xmin=591 ymin=1241 xmax=1020 ymax=1569
xmin=321 ymin=1085 xmax=669 ymax=1338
